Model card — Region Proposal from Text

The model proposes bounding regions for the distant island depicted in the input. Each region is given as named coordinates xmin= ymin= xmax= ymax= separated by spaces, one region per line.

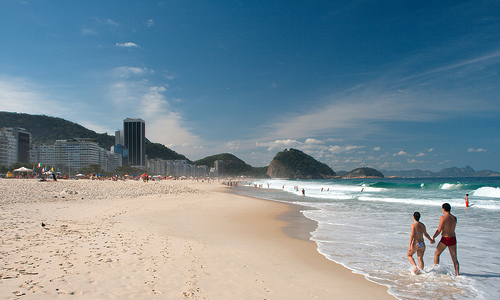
xmin=343 ymin=167 xmax=384 ymax=179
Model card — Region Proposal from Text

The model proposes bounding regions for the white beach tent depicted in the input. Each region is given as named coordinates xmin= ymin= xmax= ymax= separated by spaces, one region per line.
xmin=13 ymin=167 xmax=33 ymax=173
xmin=13 ymin=166 xmax=34 ymax=177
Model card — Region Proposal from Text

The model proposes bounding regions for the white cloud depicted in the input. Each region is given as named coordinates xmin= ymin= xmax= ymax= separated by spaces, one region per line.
xmin=408 ymin=159 xmax=421 ymax=164
xmin=227 ymin=142 xmax=239 ymax=150
xmin=256 ymin=139 xmax=302 ymax=151
xmin=468 ymin=148 xmax=487 ymax=152
xmin=304 ymin=138 xmax=324 ymax=145
xmin=81 ymin=28 xmax=98 ymax=36
xmin=263 ymin=92 xmax=448 ymax=141
xmin=114 ymin=66 xmax=150 ymax=78
xmin=116 ymin=42 xmax=140 ymax=48
xmin=373 ymin=147 xmax=381 ymax=151
xmin=162 ymin=70 xmax=176 ymax=80
xmin=107 ymin=78 xmax=202 ymax=151
xmin=146 ymin=19 xmax=154 ymax=27
xmin=428 ymin=148 xmax=434 ymax=152
xmin=106 ymin=19 xmax=120 ymax=26
xmin=329 ymin=145 xmax=364 ymax=154
xmin=393 ymin=150 xmax=408 ymax=156
xmin=258 ymin=55 xmax=499 ymax=143
xmin=416 ymin=152 xmax=426 ymax=157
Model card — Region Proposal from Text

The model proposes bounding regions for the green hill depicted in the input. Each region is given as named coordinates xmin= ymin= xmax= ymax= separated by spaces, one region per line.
xmin=0 ymin=111 xmax=188 ymax=162
xmin=193 ymin=153 xmax=269 ymax=177
xmin=266 ymin=148 xmax=336 ymax=179
xmin=343 ymin=167 xmax=384 ymax=179
xmin=194 ymin=153 xmax=251 ymax=175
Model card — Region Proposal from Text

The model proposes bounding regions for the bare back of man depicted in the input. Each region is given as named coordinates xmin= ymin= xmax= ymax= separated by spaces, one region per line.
xmin=433 ymin=203 xmax=459 ymax=275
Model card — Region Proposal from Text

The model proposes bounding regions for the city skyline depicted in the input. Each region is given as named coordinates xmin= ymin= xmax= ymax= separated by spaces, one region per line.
xmin=1 ymin=1 xmax=499 ymax=171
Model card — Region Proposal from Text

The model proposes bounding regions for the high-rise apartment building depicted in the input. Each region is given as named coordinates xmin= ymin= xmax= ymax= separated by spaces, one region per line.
xmin=31 ymin=138 xmax=122 ymax=173
xmin=115 ymin=129 xmax=124 ymax=146
xmin=214 ymin=160 xmax=224 ymax=177
xmin=0 ymin=127 xmax=31 ymax=167
xmin=123 ymin=118 xmax=146 ymax=168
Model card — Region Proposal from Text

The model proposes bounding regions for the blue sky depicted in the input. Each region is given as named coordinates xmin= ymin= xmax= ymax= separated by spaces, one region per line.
xmin=1 ymin=1 xmax=499 ymax=172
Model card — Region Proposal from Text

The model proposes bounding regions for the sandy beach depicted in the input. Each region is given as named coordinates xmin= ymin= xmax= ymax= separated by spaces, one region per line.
xmin=0 ymin=179 xmax=394 ymax=299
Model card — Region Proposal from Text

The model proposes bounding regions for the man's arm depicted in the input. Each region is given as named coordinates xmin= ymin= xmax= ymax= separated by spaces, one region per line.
xmin=432 ymin=216 xmax=444 ymax=240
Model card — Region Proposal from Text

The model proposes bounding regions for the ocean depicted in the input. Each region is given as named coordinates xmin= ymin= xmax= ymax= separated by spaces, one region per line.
xmin=234 ymin=177 xmax=500 ymax=300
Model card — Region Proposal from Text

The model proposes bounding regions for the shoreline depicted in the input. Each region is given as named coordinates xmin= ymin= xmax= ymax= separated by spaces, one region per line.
xmin=276 ymin=203 xmax=317 ymax=241
xmin=0 ymin=179 xmax=395 ymax=299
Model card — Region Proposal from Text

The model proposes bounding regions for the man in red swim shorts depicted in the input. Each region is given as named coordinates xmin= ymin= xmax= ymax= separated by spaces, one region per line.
xmin=432 ymin=203 xmax=459 ymax=275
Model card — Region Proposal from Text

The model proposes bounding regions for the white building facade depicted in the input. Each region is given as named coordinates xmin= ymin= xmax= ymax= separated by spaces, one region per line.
xmin=31 ymin=138 xmax=122 ymax=173
xmin=0 ymin=127 xmax=31 ymax=167
xmin=146 ymin=158 xmax=209 ymax=178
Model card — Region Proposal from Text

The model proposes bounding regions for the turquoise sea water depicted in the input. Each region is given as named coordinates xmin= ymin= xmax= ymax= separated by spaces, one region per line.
xmin=236 ymin=177 xmax=500 ymax=300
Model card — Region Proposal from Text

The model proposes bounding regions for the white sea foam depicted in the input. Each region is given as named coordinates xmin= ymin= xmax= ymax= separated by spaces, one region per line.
xmin=440 ymin=182 xmax=464 ymax=190
xmin=473 ymin=187 xmax=500 ymax=198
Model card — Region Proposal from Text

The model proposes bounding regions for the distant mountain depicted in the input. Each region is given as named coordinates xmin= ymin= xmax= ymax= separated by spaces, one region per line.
xmin=343 ymin=167 xmax=384 ymax=179
xmin=381 ymin=169 xmax=435 ymax=178
xmin=193 ymin=153 xmax=269 ymax=177
xmin=335 ymin=170 xmax=348 ymax=177
xmin=145 ymin=141 xmax=189 ymax=162
xmin=193 ymin=153 xmax=250 ymax=175
xmin=0 ymin=111 xmax=188 ymax=162
xmin=266 ymin=148 xmax=336 ymax=179
xmin=381 ymin=166 xmax=500 ymax=178
xmin=435 ymin=166 xmax=475 ymax=177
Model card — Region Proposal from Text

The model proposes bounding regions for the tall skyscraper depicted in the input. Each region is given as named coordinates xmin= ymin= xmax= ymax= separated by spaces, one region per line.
xmin=115 ymin=129 xmax=124 ymax=146
xmin=123 ymin=118 xmax=146 ymax=168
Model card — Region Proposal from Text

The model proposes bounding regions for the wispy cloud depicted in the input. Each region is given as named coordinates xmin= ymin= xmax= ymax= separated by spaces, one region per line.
xmin=404 ymin=50 xmax=500 ymax=82
xmin=116 ymin=42 xmax=140 ymax=48
xmin=106 ymin=19 xmax=120 ymax=26
xmin=468 ymin=148 xmax=487 ymax=152
xmin=255 ymin=138 xmax=365 ymax=158
xmin=0 ymin=77 xmax=68 ymax=116
xmin=145 ymin=19 xmax=154 ymax=27
xmin=259 ymin=49 xmax=500 ymax=143
xmin=0 ymin=76 xmax=104 ymax=132
xmin=81 ymin=28 xmax=98 ymax=36
xmin=114 ymin=66 xmax=151 ymax=78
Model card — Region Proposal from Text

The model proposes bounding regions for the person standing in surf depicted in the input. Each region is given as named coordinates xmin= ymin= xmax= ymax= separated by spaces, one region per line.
xmin=407 ymin=212 xmax=434 ymax=274
xmin=433 ymin=203 xmax=460 ymax=276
